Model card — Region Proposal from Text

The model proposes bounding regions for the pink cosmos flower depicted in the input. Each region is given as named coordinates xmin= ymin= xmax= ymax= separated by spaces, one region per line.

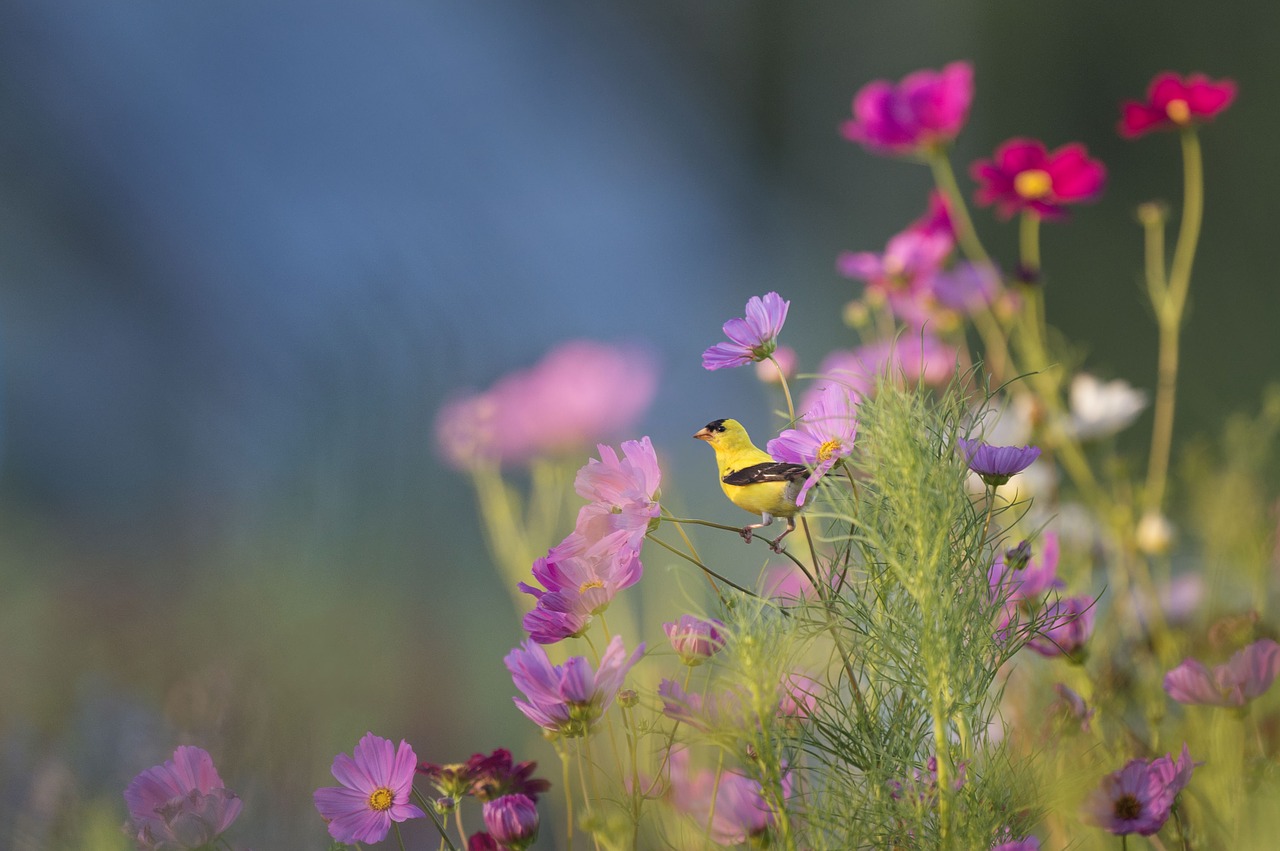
xmin=519 ymin=547 xmax=643 ymax=644
xmin=778 ymin=673 xmax=821 ymax=719
xmin=841 ymin=62 xmax=974 ymax=156
xmin=658 ymin=679 xmax=748 ymax=732
xmin=1027 ymin=595 xmax=1097 ymax=659
xmin=664 ymin=615 xmax=726 ymax=665
xmin=313 ymin=733 xmax=425 ymax=844
xmin=972 ymin=138 xmax=1106 ymax=220
xmin=124 ymin=745 xmax=242 ymax=851
xmin=909 ymin=190 xmax=956 ymax=240
xmin=558 ymin=436 xmax=662 ymax=560
xmin=482 ymin=794 xmax=540 ymax=851
xmin=990 ymin=533 xmax=1063 ymax=607
xmin=435 ymin=340 xmax=657 ymax=469
xmin=1163 ymin=639 xmax=1280 ymax=707
xmin=1083 ymin=745 xmax=1195 ymax=836
xmin=663 ymin=748 xmax=790 ymax=846
xmin=1120 ymin=72 xmax=1237 ymax=138
xmin=505 ymin=635 xmax=644 ymax=737
xmin=767 ymin=382 xmax=859 ymax=506
xmin=759 ymin=562 xmax=821 ymax=603
xmin=800 ymin=335 xmax=960 ymax=412
xmin=702 ymin=292 xmax=790 ymax=370
xmin=838 ymin=229 xmax=955 ymax=327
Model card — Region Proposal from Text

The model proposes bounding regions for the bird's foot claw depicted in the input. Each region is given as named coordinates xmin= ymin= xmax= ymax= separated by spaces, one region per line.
xmin=768 ymin=538 xmax=785 ymax=553
xmin=739 ymin=527 xmax=755 ymax=544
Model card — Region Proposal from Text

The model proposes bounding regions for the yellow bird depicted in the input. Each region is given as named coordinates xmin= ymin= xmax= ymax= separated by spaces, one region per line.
xmin=694 ymin=418 xmax=807 ymax=551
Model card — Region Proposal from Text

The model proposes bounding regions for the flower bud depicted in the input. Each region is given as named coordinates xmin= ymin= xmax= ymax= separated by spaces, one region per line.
xmin=482 ymin=794 xmax=539 ymax=851
xmin=618 ymin=688 xmax=639 ymax=709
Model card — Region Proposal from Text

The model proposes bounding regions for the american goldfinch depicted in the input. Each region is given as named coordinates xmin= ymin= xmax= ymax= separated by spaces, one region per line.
xmin=694 ymin=418 xmax=807 ymax=551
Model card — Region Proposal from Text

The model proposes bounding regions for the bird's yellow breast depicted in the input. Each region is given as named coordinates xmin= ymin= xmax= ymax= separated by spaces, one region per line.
xmin=720 ymin=476 xmax=800 ymax=518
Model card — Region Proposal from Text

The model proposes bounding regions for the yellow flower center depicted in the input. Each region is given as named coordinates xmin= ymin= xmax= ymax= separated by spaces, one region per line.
xmin=817 ymin=439 xmax=843 ymax=462
xmin=368 ymin=787 xmax=394 ymax=812
xmin=1165 ymin=98 xmax=1191 ymax=124
xmin=579 ymin=579 xmax=605 ymax=594
xmin=1013 ymin=169 xmax=1053 ymax=200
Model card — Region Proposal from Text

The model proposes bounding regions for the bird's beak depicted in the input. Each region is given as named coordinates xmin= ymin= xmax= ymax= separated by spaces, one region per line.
xmin=693 ymin=427 xmax=712 ymax=441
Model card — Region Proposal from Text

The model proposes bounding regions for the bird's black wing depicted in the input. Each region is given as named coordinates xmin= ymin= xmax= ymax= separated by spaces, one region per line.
xmin=722 ymin=462 xmax=808 ymax=486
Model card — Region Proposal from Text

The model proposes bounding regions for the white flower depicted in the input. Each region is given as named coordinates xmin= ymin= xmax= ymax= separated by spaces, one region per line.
xmin=1068 ymin=374 xmax=1148 ymax=440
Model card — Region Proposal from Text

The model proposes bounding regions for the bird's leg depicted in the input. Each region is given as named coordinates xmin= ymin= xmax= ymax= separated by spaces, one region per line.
xmin=740 ymin=512 xmax=775 ymax=544
xmin=768 ymin=517 xmax=797 ymax=553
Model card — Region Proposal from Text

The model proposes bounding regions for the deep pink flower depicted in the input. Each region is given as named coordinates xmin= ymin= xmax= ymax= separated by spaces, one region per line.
xmin=767 ymin=383 xmax=859 ymax=506
xmin=1163 ymin=639 xmax=1280 ymax=707
xmin=972 ymin=138 xmax=1106 ymax=220
xmin=1027 ymin=595 xmax=1096 ymax=659
xmin=124 ymin=746 xmax=242 ymax=851
xmin=435 ymin=340 xmax=657 ymax=469
xmin=1120 ymin=72 xmax=1237 ymax=138
xmin=909 ymin=190 xmax=956 ymax=240
xmin=418 ymin=748 xmax=550 ymax=803
xmin=1084 ymin=745 xmax=1195 ymax=836
xmin=505 ymin=635 xmax=644 ymax=737
xmin=482 ymin=794 xmax=540 ymax=851
xmin=664 ymin=615 xmax=726 ymax=665
xmin=313 ymin=733 xmax=425 ymax=844
xmin=959 ymin=437 xmax=1041 ymax=486
xmin=841 ymin=62 xmax=974 ymax=156
xmin=702 ymin=292 xmax=790 ymax=370
xmin=663 ymin=748 xmax=790 ymax=845
xmin=468 ymin=833 xmax=500 ymax=851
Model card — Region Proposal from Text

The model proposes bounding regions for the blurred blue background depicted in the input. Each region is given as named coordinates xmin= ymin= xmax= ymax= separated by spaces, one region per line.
xmin=0 ymin=0 xmax=1276 ymax=846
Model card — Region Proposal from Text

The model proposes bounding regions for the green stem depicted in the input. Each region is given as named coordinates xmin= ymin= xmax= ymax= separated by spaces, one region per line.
xmin=559 ymin=746 xmax=575 ymax=851
xmin=660 ymin=507 xmax=725 ymax=604
xmin=1018 ymin=209 xmax=1041 ymax=278
xmin=1145 ymin=129 xmax=1204 ymax=513
xmin=412 ymin=788 xmax=461 ymax=851
xmin=393 ymin=821 xmax=407 ymax=851
xmin=770 ymin=354 xmax=798 ymax=423
xmin=644 ymin=532 xmax=761 ymax=598
xmin=927 ymin=149 xmax=992 ymax=267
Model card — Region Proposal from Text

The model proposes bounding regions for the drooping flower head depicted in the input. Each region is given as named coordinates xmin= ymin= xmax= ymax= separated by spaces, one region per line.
xmin=767 ymin=382 xmax=859 ymax=506
xmin=1163 ymin=639 xmax=1280 ymax=707
xmin=959 ymin=437 xmax=1041 ymax=487
xmin=417 ymin=748 xmax=550 ymax=803
xmin=505 ymin=635 xmax=644 ymax=737
xmin=1083 ymin=745 xmax=1195 ymax=836
xmin=1120 ymin=72 xmax=1237 ymax=138
xmin=313 ymin=733 xmax=425 ymax=845
xmin=124 ymin=745 xmax=242 ymax=851
xmin=664 ymin=615 xmax=727 ymax=666
xmin=1027 ymin=595 xmax=1097 ymax=659
xmin=702 ymin=292 xmax=790 ymax=370
xmin=972 ymin=138 xmax=1106 ymax=220
xmin=435 ymin=340 xmax=657 ymax=469
xmin=482 ymin=794 xmax=540 ymax=851
xmin=841 ymin=62 xmax=974 ymax=156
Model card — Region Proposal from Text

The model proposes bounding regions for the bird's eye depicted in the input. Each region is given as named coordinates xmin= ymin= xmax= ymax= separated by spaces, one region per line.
xmin=705 ymin=418 xmax=727 ymax=433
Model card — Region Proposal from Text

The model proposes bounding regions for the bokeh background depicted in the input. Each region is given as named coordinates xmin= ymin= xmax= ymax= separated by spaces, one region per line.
xmin=1 ymin=0 xmax=1276 ymax=847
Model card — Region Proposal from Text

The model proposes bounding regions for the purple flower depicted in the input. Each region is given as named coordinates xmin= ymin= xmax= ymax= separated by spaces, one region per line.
xmin=482 ymin=794 xmax=540 ymax=851
xmin=1084 ymin=745 xmax=1195 ymax=836
xmin=1163 ymin=639 xmax=1280 ymax=707
xmin=313 ymin=733 xmax=426 ymax=844
xmin=992 ymin=834 xmax=1040 ymax=851
xmin=418 ymin=749 xmax=550 ymax=803
xmin=841 ymin=61 xmax=974 ymax=156
xmin=767 ymin=383 xmax=859 ymax=506
xmin=1028 ymin=595 xmax=1096 ymax=659
xmin=658 ymin=678 xmax=747 ymax=732
xmin=958 ymin=437 xmax=1041 ymax=486
xmin=989 ymin=533 xmax=1064 ymax=631
xmin=702 ymin=292 xmax=790 ymax=370
xmin=468 ymin=833 xmax=500 ymax=851
xmin=664 ymin=748 xmax=789 ymax=845
xmin=124 ymin=746 xmax=242 ymax=851
xmin=436 ymin=340 xmax=657 ymax=469
xmin=519 ymin=547 xmax=643 ymax=644
xmin=888 ymin=755 xmax=968 ymax=807
xmin=664 ymin=615 xmax=726 ymax=666
xmin=505 ymin=635 xmax=644 ymax=737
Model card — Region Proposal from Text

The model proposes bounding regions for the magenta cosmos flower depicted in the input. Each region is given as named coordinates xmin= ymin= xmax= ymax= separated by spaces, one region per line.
xmin=702 ymin=292 xmax=790 ymax=370
xmin=1084 ymin=745 xmax=1194 ymax=836
xmin=314 ymin=733 xmax=425 ymax=844
xmin=417 ymin=748 xmax=550 ymax=803
xmin=435 ymin=340 xmax=657 ymax=469
xmin=482 ymin=794 xmax=540 ymax=851
xmin=664 ymin=614 xmax=726 ymax=665
xmin=1120 ymin=72 xmax=1236 ymax=138
xmin=958 ymin=437 xmax=1041 ymax=486
xmin=767 ymin=382 xmax=859 ymax=506
xmin=1027 ymin=595 xmax=1096 ymax=659
xmin=124 ymin=745 xmax=242 ymax=851
xmin=1163 ymin=638 xmax=1280 ymax=707
xmin=972 ymin=138 xmax=1106 ymax=221
xmin=841 ymin=61 xmax=974 ymax=156
xmin=505 ymin=634 xmax=644 ymax=737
